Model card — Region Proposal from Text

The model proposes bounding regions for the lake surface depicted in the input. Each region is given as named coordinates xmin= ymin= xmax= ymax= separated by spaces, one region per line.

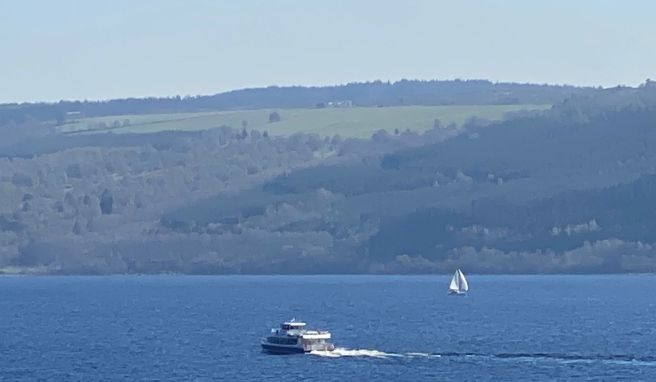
xmin=1 ymin=275 xmax=655 ymax=381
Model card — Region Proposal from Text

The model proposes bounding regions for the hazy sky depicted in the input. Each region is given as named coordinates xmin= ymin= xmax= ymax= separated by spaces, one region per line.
xmin=1 ymin=0 xmax=654 ymax=103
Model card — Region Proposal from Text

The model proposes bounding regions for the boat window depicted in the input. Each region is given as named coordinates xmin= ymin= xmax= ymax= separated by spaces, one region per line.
xmin=268 ymin=337 xmax=298 ymax=345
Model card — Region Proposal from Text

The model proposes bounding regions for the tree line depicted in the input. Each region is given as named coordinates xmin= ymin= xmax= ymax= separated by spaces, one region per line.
xmin=0 ymin=79 xmax=592 ymax=126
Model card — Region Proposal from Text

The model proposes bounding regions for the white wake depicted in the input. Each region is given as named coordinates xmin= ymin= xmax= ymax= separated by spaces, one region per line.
xmin=406 ymin=352 xmax=441 ymax=358
xmin=310 ymin=349 xmax=656 ymax=365
xmin=310 ymin=348 xmax=444 ymax=359
xmin=310 ymin=347 xmax=400 ymax=358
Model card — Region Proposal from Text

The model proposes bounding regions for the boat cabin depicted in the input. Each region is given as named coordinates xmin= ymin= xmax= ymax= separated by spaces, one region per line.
xmin=281 ymin=321 xmax=306 ymax=331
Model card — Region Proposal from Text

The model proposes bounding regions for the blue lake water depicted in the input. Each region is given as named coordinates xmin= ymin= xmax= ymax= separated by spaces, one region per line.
xmin=1 ymin=275 xmax=656 ymax=381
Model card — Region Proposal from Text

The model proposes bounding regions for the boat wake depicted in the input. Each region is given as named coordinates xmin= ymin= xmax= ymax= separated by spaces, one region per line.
xmin=310 ymin=349 xmax=656 ymax=365
xmin=310 ymin=348 xmax=401 ymax=358
xmin=483 ymin=352 xmax=656 ymax=366
xmin=310 ymin=348 xmax=442 ymax=359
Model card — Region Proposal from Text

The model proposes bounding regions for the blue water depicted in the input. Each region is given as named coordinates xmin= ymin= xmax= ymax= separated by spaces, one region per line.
xmin=1 ymin=275 xmax=656 ymax=381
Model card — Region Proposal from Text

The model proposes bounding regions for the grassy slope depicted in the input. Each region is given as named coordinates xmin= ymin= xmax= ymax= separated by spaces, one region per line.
xmin=59 ymin=104 xmax=549 ymax=138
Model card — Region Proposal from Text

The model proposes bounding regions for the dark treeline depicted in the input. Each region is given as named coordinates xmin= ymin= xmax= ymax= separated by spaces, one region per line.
xmin=0 ymin=79 xmax=591 ymax=126
xmin=0 ymin=129 xmax=208 ymax=158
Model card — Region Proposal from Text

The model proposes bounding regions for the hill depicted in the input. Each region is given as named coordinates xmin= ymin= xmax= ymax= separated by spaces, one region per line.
xmin=3 ymin=81 xmax=656 ymax=274
xmin=0 ymin=79 xmax=587 ymax=126
xmin=58 ymin=104 xmax=548 ymax=138
xmin=159 ymin=83 xmax=656 ymax=274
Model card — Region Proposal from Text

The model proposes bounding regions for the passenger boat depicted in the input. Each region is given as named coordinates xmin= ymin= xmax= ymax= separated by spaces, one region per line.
xmin=261 ymin=319 xmax=335 ymax=354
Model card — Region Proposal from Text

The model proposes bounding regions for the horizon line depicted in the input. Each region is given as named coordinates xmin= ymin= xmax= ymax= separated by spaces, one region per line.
xmin=1 ymin=77 xmax=634 ymax=106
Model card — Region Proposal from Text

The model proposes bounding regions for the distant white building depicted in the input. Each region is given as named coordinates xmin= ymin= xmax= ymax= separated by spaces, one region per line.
xmin=327 ymin=100 xmax=353 ymax=108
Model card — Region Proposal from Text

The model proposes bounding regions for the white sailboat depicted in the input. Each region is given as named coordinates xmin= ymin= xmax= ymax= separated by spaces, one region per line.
xmin=448 ymin=269 xmax=468 ymax=295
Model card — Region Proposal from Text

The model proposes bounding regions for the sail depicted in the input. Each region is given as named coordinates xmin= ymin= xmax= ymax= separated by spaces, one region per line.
xmin=449 ymin=269 xmax=468 ymax=293
xmin=449 ymin=271 xmax=459 ymax=291
xmin=457 ymin=269 xmax=469 ymax=292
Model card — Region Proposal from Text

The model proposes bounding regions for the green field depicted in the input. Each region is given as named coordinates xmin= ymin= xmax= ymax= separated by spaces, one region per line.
xmin=59 ymin=104 xmax=550 ymax=138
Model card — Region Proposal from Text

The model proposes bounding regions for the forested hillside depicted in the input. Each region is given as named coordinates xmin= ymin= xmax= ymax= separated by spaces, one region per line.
xmin=1 ymin=81 xmax=655 ymax=274
xmin=161 ymin=82 xmax=656 ymax=273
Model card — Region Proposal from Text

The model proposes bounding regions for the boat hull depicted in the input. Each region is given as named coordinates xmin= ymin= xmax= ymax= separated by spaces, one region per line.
xmin=261 ymin=342 xmax=335 ymax=354
xmin=261 ymin=343 xmax=308 ymax=354
xmin=448 ymin=290 xmax=467 ymax=295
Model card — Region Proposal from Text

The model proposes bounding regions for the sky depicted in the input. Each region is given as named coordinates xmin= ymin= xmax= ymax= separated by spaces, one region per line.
xmin=1 ymin=0 xmax=655 ymax=103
